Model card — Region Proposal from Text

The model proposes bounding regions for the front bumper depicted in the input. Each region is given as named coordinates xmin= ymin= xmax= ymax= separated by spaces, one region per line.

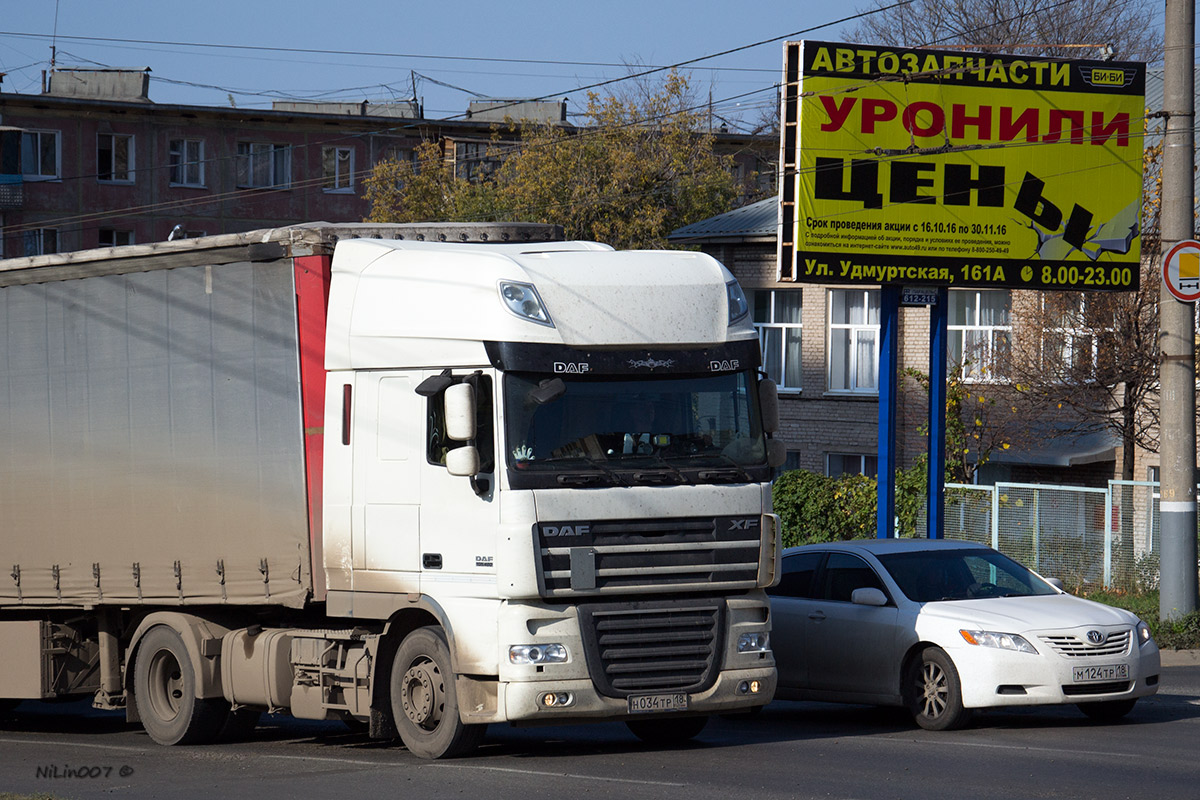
xmin=502 ymin=664 xmax=776 ymax=723
xmin=952 ymin=638 xmax=1160 ymax=709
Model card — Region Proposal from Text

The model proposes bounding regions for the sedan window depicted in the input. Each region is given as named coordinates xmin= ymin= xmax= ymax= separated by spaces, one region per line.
xmin=877 ymin=547 xmax=1057 ymax=602
xmin=819 ymin=553 xmax=888 ymax=603
xmin=770 ymin=551 xmax=822 ymax=598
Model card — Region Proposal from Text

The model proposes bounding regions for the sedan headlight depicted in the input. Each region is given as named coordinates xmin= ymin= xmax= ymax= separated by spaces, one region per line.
xmin=509 ymin=644 xmax=568 ymax=665
xmin=960 ymin=629 xmax=1038 ymax=654
xmin=1137 ymin=620 xmax=1154 ymax=647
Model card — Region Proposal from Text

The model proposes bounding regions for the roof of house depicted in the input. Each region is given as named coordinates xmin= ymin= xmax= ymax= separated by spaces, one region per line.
xmin=667 ymin=196 xmax=778 ymax=244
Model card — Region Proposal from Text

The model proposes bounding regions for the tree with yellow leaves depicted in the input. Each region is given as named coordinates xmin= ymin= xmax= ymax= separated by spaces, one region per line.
xmin=363 ymin=72 xmax=740 ymax=250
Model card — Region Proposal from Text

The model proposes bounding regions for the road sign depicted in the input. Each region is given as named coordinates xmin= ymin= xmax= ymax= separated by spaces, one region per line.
xmin=1163 ymin=240 xmax=1200 ymax=301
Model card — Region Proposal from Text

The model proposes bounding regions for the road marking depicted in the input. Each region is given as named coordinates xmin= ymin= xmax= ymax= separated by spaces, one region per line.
xmin=264 ymin=755 xmax=687 ymax=786
xmin=886 ymin=736 xmax=1139 ymax=759
xmin=263 ymin=755 xmax=405 ymax=768
xmin=436 ymin=763 xmax=688 ymax=787
xmin=0 ymin=737 xmax=149 ymax=754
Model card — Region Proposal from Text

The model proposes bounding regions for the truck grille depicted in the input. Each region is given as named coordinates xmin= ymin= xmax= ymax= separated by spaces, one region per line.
xmin=577 ymin=598 xmax=724 ymax=698
xmin=536 ymin=516 xmax=762 ymax=598
xmin=1039 ymin=630 xmax=1131 ymax=658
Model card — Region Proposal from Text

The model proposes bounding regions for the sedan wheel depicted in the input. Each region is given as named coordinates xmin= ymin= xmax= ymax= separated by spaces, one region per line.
xmin=906 ymin=647 xmax=971 ymax=731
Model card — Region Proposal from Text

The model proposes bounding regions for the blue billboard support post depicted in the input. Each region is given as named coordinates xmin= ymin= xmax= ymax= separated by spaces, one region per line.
xmin=877 ymin=285 xmax=900 ymax=539
xmin=927 ymin=287 xmax=948 ymax=539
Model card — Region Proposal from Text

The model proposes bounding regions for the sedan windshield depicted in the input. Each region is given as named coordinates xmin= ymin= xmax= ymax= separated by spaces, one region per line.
xmin=503 ymin=371 xmax=765 ymax=481
xmin=876 ymin=548 xmax=1058 ymax=603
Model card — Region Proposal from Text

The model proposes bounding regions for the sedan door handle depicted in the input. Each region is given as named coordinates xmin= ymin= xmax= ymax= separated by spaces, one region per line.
xmin=808 ymin=611 xmax=826 ymax=622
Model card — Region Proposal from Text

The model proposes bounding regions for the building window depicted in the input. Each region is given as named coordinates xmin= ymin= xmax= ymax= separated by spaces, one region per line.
xmin=169 ymin=139 xmax=205 ymax=186
xmin=97 ymin=133 xmax=134 ymax=182
xmin=22 ymin=228 xmax=58 ymax=256
xmin=454 ymin=140 xmax=501 ymax=182
xmin=98 ymin=229 xmax=134 ymax=247
xmin=827 ymin=453 xmax=878 ymax=478
xmin=948 ymin=289 xmax=1011 ymax=381
xmin=322 ymin=146 xmax=355 ymax=191
xmin=827 ymin=289 xmax=879 ymax=393
xmin=1042 ymin=293 xmax=1112 ymax=378
xmin=236 ymin=142 xmax=291 ymax=188
xmin=753 ymin=290 xmax=803 ymax=390
xmin=20 ymin=130 xmax=59 ymax=180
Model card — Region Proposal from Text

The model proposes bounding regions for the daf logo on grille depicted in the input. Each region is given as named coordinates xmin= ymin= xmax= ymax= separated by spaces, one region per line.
xmin=1086 ymin=630 xmax=1106 ymax=645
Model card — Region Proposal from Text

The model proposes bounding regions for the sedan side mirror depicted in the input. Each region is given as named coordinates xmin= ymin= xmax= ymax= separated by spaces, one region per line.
xmin=851 ymin=587 xmax=888 ymax=607
xmin=1046 ymin=578 xmax=1065 ymax=592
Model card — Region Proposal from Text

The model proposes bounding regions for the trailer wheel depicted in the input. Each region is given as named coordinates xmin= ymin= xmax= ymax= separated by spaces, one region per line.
xmin=134 ymin=626 xmax=227 ymax=745
xmin=390 ymin=626 xmax=485 ymax=759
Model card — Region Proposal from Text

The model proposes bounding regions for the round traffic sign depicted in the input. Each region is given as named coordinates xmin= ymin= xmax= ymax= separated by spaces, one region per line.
xmin=1163 ymin=240 xmax=1200 ymax=302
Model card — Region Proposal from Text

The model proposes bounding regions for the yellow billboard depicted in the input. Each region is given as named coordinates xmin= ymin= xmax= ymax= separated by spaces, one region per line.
xmin=779 ymin=41 xmax=1145 ymax=291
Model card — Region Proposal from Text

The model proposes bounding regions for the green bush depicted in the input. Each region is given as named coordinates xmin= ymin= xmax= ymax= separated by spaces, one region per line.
xmin=773 ymin=466 xmax=929 ymax=548
xmin=1083 ymin=590 xmax=1200 ymax=650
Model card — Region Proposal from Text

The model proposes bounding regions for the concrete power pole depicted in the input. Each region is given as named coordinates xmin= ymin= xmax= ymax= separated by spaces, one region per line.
xmin=1159 ymin=0 xmax=1198 ymax=621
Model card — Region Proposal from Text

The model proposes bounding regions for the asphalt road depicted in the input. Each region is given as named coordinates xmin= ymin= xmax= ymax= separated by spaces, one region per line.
xmin=3 ymin=655 xmax=1198 ymax=800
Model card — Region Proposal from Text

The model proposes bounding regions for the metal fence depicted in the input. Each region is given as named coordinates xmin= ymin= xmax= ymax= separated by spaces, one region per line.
xmin=917 ymin=481 xmax=1183 ymax=592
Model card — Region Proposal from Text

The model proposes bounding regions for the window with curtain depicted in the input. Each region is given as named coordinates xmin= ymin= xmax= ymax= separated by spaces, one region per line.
xmin=948 ymin=289 xmax=1011 ymax=381
xmin=753 ymin=290 xmax=803 ymax=390
xmin=827 ymin=289 xmax=879 ymax=393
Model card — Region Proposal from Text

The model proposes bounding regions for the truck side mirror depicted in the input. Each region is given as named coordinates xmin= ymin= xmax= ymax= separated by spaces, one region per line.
xmin=766 ymin=438 xmax=787 ymax=468
xmin=446 ymin=446 xmax=481 ymax=477
xmin=759 ymin=379 xmax=779 ymax=434
xmin=444 ymin=383 xmax=476 ymax=441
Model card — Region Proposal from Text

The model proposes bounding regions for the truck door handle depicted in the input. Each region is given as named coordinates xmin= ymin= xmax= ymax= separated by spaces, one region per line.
xmin=808 ymin=611 xmax=826 ymax=622
xmin=423 ymin=553 xmax=442 ymax=569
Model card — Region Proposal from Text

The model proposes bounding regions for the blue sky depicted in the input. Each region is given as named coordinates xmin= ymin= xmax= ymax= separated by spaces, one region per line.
xmin=0 ymin=1 xmax=867 ymax=129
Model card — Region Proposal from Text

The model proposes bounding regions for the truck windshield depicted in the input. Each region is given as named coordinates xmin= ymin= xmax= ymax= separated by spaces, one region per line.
xmin=503 ymin=371 xmax=766 ymax=485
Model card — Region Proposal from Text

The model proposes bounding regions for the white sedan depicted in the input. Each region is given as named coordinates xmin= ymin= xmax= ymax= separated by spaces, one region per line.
xmin=768 ymin=539 xmax=1160 ymax=730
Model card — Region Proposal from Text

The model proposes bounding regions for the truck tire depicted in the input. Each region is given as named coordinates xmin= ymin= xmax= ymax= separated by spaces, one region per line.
xmin=134 ymin=626 xmax=227 ymax=745
xmin=626 ymin=715 xmax=708 ymax=744
xmin=390 ymin=626 xmax=485 ymax=759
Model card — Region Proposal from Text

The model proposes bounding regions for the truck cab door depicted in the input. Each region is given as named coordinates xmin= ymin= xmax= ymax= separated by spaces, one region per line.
xmin=416 ymin=369 xmax=499 ymax=597
xmin=350 ymin=371 xmax=423 ymax=593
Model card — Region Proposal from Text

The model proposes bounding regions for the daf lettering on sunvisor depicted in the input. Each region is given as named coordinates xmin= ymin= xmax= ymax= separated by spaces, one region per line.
xmin=729 ymin=519 xmax=759 ymax=531
xmin=710 ymin=359 xmax=740 ymax=371
xmin=553 ymin=362 xmax=590 ymax=374
xmin=543 ymin=524 xmax=591 ymax=537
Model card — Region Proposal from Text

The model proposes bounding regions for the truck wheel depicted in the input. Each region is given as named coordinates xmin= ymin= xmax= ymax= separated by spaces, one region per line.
xmin=626 ymin=715 xmax=708 ymax=744
xmin=905 ymin=646 xmax=971 ymax=731
xmin=390 ymin=626 xmax=485 ymax=759
xmin=134 ymin=626 xmax=227 ymax=745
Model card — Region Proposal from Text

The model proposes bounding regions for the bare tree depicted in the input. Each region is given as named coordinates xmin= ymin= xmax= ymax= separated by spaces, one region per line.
xmin=848 ymin=0 xmax=1162 ymax=62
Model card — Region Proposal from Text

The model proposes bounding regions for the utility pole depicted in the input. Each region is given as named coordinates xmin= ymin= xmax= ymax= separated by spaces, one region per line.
xmin=1159 ymin=0 xmax=1198 ymax=621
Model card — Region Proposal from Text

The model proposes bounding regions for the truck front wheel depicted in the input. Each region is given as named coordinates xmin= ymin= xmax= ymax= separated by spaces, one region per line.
xmin=390 ymin=626 xmax=485 ymax=759
xmin=134 ymin=626 xmax=227 ymax=745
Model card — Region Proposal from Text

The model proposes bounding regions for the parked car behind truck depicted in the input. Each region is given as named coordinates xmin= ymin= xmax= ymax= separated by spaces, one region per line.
xmin=0 ymin=223 xmax=783 ymax=758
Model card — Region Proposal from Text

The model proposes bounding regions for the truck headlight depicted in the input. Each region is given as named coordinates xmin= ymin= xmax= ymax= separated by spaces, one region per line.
xmin=499 ymin=281 xmax=554 ymax=327
xmin=726 ymin=280 xmax=749 ymax=323
xmin=737 ymin=632 xmax=770 ymax=654
xmin=509 ymin=644 xmax=568 ymax=664
xmin=959 ymin=630 xmax=1038 ymax=654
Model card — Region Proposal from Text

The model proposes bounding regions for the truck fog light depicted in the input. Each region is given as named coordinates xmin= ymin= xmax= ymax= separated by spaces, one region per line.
xmin=736 ymin=680 xmax=763 ymax=695
xmin=538 ymin=692 xmax=574 ymax=708
xmin=499 ymin=281 xmax=554 ymax=327
xmin=509 ymin=644 xmax=568 ymax=665
xmin=737 ymin=632 xmax=770 ymax=653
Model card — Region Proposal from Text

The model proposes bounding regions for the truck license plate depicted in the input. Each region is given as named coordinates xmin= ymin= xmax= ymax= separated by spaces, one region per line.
xmin=628 ymin=693 xmax=688 ymax=713
xmin=1072 ymin=663 xmax=1129 ymax=683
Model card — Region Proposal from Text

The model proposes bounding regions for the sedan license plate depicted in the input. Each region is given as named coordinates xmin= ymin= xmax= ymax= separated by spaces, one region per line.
xmin=1072 ymin=663 xmax=1129 ymax=683
xmin=628 ymin=693 xmax=688 ymax=714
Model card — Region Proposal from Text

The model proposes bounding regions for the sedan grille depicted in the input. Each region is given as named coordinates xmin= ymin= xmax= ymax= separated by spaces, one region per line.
xmin=1038 ymin=630 xmax=1131 ymax=658
xmin=1062 ymin=681 xmax=1131 ymax=696
xmin=577 ymin=598 xmax=724 ymax=698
